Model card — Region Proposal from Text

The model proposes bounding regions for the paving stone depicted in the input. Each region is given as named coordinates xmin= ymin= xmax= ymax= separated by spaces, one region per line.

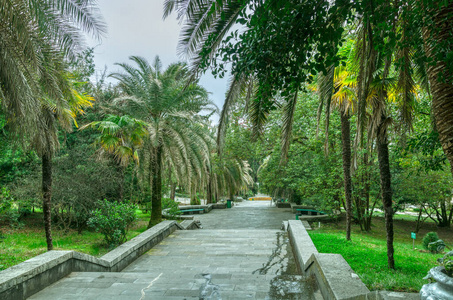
xmin=29 ymin=201 xmax=319 ymax=299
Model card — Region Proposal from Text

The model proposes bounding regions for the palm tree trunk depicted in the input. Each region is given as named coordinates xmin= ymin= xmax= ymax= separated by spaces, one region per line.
xmin=206 ymin=176 xmax=213 ymax=204
xmin=423 ymin=4 xmax=453 ymax=180
xmin=229 ymin=189 xmax=234 ymax=203
xmin=363 ymin=152 xmax=372 ymax=231
xmin=170 ymin=183 xmax=176 ymax=201
xmin=340 ymin=112 xmax=353 ymax=240
xmin=118 ymin=164 xmax=124 ymax=202
xmin=42 ymin=153 xmax=53 ymax=251
xmin=148 ymin=146 xmax=162 ymax=228
xmin=376 ymin=118 xmax=395 ymax=269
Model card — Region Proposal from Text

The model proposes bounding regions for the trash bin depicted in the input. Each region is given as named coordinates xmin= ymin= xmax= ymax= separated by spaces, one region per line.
xmin=227 ymin=199 xmax=232 ymax=208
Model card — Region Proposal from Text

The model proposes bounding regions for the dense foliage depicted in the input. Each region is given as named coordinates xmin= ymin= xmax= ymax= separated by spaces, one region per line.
xmin=87 ymin=199 xmax=137 ymax=247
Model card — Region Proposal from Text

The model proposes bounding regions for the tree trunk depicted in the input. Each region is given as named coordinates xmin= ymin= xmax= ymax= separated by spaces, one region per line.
xmin=148 ymin=146 xmax=162 ymax=228
xmin=362 ymin=152 xmax=372 ymax=231
xmin=340 ymin=112 xmax=353 ymax=240
xmin=206 ymin=177 xmax=213 ymax=204
xmin=170 ymin=183 xmax=176 ymax=201
xmin=423 ymin=4 xmax=453 ymax=180
xmin=376 ymin=119 xmax=395 ymax=269
xmin=415 ymin=204 xmax=424 ymax=233
xmin=42 ymin=153 xmax=53 ymax=251
xmin=118 ymin=164 xmax=124 ymax=202
xmin=190 ymin=182 xmax=200 ymax=205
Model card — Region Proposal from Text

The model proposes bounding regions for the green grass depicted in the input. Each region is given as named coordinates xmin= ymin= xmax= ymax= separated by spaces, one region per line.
xmin=373 ymin=211 xmax=437 ymax=223
xmin=309 ymin=223 xmax=446 ymax=292
xmin=0 ymin=212 xmax=151 ymax=271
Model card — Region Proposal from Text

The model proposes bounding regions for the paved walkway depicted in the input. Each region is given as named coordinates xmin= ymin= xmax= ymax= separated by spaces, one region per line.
xmin=29 ymin=201 xmax=321 ymax=299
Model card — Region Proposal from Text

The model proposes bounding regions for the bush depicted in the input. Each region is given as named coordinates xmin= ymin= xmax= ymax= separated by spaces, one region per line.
xmin=162 ymin=197 xmax=181 ymax=218
xmin=87 ymin=199 xmax=137 ymax=247
xmin=423 ymin=232 xmax=440 ymax=251
xmin=438 ymin=250 xmax=453 ymax=276
xmin=0 ymin=187 xmax=21 ymax=228
xmin=428 ymin=239 xmax=446 ymax=254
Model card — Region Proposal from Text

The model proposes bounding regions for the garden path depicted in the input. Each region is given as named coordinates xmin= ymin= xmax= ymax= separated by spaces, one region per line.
xmin=29 ymin=201 xmax=321 ymax=299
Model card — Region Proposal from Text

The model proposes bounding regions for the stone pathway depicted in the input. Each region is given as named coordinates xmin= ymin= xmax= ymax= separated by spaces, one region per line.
xmin=29 ymin=201 xmax=321 ymax=299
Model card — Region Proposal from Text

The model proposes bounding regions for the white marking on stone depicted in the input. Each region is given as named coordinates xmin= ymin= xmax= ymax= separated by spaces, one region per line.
xmin=139 ymin=273 xmax=163 ymax=300
xmin=387 ymin=292 xmax=405 ymax=298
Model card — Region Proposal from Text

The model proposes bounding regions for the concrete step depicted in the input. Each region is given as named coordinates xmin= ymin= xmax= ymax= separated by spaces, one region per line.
xmin=29 ymin=271 xmax=322 ymax=299
xmin=29 ymin=229 xmax=322 ymax=299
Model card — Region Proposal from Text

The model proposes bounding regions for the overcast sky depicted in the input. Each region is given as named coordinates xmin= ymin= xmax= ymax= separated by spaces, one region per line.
xmin=87 ymin=0 xmax=228 ymax=121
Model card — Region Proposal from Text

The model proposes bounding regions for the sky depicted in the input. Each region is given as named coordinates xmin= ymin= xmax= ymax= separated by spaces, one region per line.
xmin=87 ymin=0 xmax=228 ymax=121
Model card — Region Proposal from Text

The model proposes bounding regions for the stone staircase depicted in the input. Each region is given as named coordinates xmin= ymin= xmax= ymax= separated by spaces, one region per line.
xmin=29 ymin=229 xmax=322 ymax=299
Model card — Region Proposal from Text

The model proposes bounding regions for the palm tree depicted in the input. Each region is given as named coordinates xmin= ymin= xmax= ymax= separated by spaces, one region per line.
xmin=210 ymin=155 xmax=253 ymax=202
xmin=109 ymin=56 xmax=214 ymax=227
xmin=318 ymin=58 xmax=357 ymax=241
xmin=420 ymin=2 xmax=453 ymax=177
xmin=81 ymin=115 xmax=148 ymax=201
xmin=0 ymin=0 xmax=105 ymax=139
xmin=1 ymin=0 xmax=105 ymax=251
xmin=37 ymin=76 xmax=97 ymax=250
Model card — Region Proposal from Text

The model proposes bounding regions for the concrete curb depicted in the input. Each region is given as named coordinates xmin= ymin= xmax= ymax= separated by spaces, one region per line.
xmin=162 ymin=203 xmax=227 ymax=219
xmin=286 ymin=220 xmax=370 ymax=300
xmin=0 ymin=220 xmax=192 ymax=300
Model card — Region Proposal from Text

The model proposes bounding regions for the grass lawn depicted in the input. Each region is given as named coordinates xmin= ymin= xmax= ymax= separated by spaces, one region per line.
xmin=308 ymin=216 xmax=453 ymax=292
xmin=0 ymin=210 xmax=151 ymax=271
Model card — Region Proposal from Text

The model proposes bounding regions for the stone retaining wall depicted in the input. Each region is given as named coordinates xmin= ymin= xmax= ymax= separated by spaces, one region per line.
xmin=178 ymin=204 xmax=213 ymax=213
xmin=286 ymin=220 xmax=370 ymax=300
xmin=0 ymin=220 xmax=198 ymax=300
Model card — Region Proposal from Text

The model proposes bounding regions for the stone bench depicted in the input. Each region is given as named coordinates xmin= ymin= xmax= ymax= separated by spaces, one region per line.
xmin=179 ymin=208 xmax=204 ymax=214
xmin=177 ymin=204 xmax=213 ymax=213
xmin=296 ymin=209 xmax=326 ymax=216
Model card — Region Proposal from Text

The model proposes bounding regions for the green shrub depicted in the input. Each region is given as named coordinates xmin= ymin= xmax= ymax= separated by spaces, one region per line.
xmin=162 ymin=197 xmax=181 ymax=218
xmin=423 ymin=232 xmax=439 ymax=251
xmin=0 ymin=187 xmax=21 ymax=228
xmin=439 ymin=251 xmax=453 ymax=276
xmin=87 ymin=199 xmax=137 ymax=247
xmin=428 ymin=239 xmax=446 ymax=253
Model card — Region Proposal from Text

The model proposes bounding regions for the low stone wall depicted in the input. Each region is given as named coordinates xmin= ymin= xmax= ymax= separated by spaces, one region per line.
xmin=211 ymin=202 xmax=228 ymax=209
xmin=162 ymin=208 xmax=194 ymax=220
xmin=287 ymin=220 xmax=319 ymax=270
xmin=276 ymin=202 xmax=291 ymax=208
xmin=178 ymin=204 xmax=213 ymax=213
xmin=0 ymin=220 xmax=180 ymax=300
xmin=179 ymin=219 xmax=201 ymax=230
xmin=286 ymin=220 xmax=370 ymax=300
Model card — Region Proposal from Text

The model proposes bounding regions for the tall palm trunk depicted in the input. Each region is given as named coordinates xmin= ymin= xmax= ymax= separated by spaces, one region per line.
xmin=423 ymin=4 xmax=453 ymax=178
xmin=148 ymin=146 xmax=162 ymax=228
xmin=170 ymin=183 xmax=176 ymax=201
xmin=117 ymin=164 xmax=125 ymax=202
xmin=340 ymin=112 xmax=352 ymax=240
xmin=42 ymin=152 xmax=53 ymax=250
xmin=376 ymin=116 xmax=395 ymax=269
xmin=206 ymin=176 xmax=213 ymax=204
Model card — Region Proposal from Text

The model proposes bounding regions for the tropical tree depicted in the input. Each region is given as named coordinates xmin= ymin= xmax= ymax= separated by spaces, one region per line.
xmin=210 ymin=154 xmax=253 ymax=202
xmin=109 ymin=56 xmax=214 ymax=227
xmin=0 ymin=0 xmax=105 ymax=139
xmin=418 ymin=2 xmax=453 ymax=179
xmin=1 ymin=0 xmax=105 ymax=251
xmin=81 ymin=115 xmax=148 ymax=201
xmin=318 ymin=62 xmax=356 ymax=240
